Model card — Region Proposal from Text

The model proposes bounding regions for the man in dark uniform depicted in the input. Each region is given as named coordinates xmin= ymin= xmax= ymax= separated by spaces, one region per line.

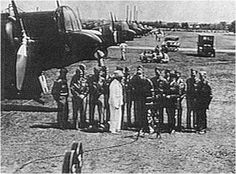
xmin=101 ymin=66 xmax=112 ymax=123
xmin=130 ymin=65 xmax=154 ymax=132
xmin=176 ymin=71 xmax=185 ymax=131
xmin=164 ymin=69 xmax=171 ymax=82
xmin=88 ymin=67 xmax=106 ymax=125
xmin=166 ymin=71 xmax=179 ymax=132
xmin=123 ymin=67 xmax=132 ymax=127
xmin=196 ymin=71 xmax=212 ymax=134
xmin=150 ymin=68 xmax=168 ymax=125
xmin=70 ymin=65 xmax=89 ymax=129
xmin=51 ymin=68 xmax=69 ymax=129
xmin=186 ymin=69 xmax=199 ymax=129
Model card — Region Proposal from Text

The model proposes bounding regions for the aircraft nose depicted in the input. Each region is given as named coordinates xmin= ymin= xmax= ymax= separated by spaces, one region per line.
xmin=128 ymin=29 xmax=136 ymax=35
xmin=80 ymin=31 xmax=103 ymax=44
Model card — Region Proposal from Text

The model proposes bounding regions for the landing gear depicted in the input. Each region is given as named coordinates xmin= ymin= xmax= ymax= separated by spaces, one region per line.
xmin=62 ymin=142 xmax=83 ymax=174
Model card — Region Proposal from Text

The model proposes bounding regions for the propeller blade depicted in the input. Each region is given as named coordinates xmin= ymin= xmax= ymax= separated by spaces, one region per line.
xmin=16 ymin=40 xmax=27 ymax=90
xmin=110 ymin=12 xmax=114 ymax=30
xmin=56 ymin=0 xmax=60 ymax=7
xmin=76 ymin=7 xmax=83 ymax=30
xmin=126 ymin=5 xmax=129 ymax=22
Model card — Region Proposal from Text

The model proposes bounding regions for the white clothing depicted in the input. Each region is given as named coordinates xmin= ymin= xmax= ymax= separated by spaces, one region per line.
xmin=108 ymin=79 xmax=123 ymax=133
xmin=113 ymin=31 xmax=118 ymax=43
xmin=119 ymin=43 xmax=128 ymax=52
xmin=119 ymin=43 xmax=128 ymax=60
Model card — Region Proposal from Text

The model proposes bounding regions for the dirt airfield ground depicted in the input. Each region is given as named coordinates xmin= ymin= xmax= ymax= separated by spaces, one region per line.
xmin=1 ymin=31 xmax=235 ymax=173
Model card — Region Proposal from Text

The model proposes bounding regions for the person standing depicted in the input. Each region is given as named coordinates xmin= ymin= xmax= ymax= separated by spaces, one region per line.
xmin=150 ymin=68 xmax=168 ymax=125
xmin=109 ymin=70 xmax=124 ymax=133
xmin=186 ymin=69 xmax=199 ymax=129
xmin=175 ymin=71 xmax=185 ymax=131
xmin=166 ymin=71 xmax=179 ymax=132
xmin=119 ymin=43 xmax=128 ymax=61
xmin=123 ymin=67 xmax=132 ymax=127
xmin=88 ymin=67 xmax=106 ymax=125
xmin=51 ymin=68 xmax=69 ymax=129
xmin=101 ymin=66 xmax=112 ymax=123
xmin=70 ymin=65 xmax=89 ymax=129
xmin=130 ymin=66 xmax=154 ymax=132
xmin=196 ymin=71 xmax=212 ymax=133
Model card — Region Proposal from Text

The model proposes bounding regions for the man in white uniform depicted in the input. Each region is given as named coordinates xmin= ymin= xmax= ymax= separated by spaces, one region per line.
xmin=119 ymin=43 xmax=128 ymax=61
xmin=108 ymin=70 xmax=124 ymax=133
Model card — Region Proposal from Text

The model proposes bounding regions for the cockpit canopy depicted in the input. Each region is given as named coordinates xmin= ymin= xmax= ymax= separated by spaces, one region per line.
xmin=55 ymin=6 xmax=82 ymax=32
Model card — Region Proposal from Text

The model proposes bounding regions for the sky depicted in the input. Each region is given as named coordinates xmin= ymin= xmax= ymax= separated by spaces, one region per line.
xmin=1 ymin=0 xmax=235 ymax=23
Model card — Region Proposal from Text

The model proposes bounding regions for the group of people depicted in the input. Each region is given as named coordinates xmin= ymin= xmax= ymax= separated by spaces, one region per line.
xmin=51 ymin=64 xmax=212 ymax=134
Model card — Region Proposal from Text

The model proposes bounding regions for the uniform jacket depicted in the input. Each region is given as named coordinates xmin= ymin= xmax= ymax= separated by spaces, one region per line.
xmin=88 ymin=74 xmax=105 ymax=99
xmin=51 ymin=78 xmax=69 ymax=100
xmin=196 ymin=80 xmax=212 ymax=109
xmin=186 ymin=77 xmax=199 ymax=99
xmin=150 ymin=76 xmax=168 ymax=95
xmin=130 ymin=74 xmax=154 ymax=100
xmin=70 ymin=75 xmax=89 ymax=98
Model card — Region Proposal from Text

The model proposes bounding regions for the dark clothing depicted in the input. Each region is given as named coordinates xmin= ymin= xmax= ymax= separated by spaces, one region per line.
xmin=70 ymin=75 xmax=89 ymax=129
xmin=166 ymin=80 xmax=179 ymax=130
xmin=103 ymin=75 xmax=112 ymax=122
xmin=176 ymin=78 xmax=185 ymax=129
xmin=88 ymin=74 xmax=106 ymax=124
xmin=150 ymin=76 xmax=168 ymax=124
xmin=51 ymin=79 xmax=69 ymax=128
xmin=186 ymin=77 xmax=199 ymax=129
xmin=196 ymin=80 xmax=212 ymax=130
xmin=130 ymin=74 xmax=154 ymax=131
xmin=123 ymin=74 xmax=132 ymax=126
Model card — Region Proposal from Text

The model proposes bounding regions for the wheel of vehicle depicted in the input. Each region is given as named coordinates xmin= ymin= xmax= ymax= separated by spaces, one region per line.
xmin=71 ymin=142 xmax=79 ymax=153
xmin=211 ymin=50 xmax=216 ymax=57
xmin=78 ymin=142 xmax=83 ymax=168
xmin=71 ymin=142 xmax=83 ymax=169
xmin=62 ymin=151 xmax=71 ymax=173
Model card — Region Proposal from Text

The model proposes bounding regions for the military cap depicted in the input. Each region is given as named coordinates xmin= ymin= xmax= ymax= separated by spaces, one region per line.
xmin=137 ymin=65 xmax=144 ymax=70
xmin=175 ymin=71 xmax=181 ymax=77
xmin=93 ymin=67 xmax=100 ymax=74
xmin=114 ymin=70 xmax=124 ymax=77
xmin=76 ymin=68 xmax=82 ymax=74
xmin=124 ymin=67 xmax=130 ymax=72
xmin=170 ymin=70 xmax=177 ymax=78
xmin=199 ymin=71 xmax=207 ymax=77
xmin=137 ymin=68 xmax=143 ymax=75
xmin=190 ymin=69 xmax=197 ymax=75
xmin=79 ymin=64 xmax=86 ymax=72
xmin=164 ymin=69 xmax=170 ymax=74
xmin=154 ymin=67 xmax=160 ymax=75
xmin=60 ymin=68 xmax=68 ymax=74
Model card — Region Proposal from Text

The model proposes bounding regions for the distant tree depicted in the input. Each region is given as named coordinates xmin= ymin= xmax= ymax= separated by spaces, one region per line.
xmin=228 ymin=21 xmax=235 ymax=33
xmin=181 ymin=22 xmax=189 ymax=29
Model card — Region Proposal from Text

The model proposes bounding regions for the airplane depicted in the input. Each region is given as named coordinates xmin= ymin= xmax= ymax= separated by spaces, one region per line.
xmin=84 ymin=11 xmax=136 ymax=44
xmin=1 ymin=0 xmax=105 ymax=100
xmin=110 ymin=12 xmax=136 ymax=42
xmin=126 ymin=5 xmax=143 ymax=37
xmin=126 ymin=5 xmax=152 ymax=37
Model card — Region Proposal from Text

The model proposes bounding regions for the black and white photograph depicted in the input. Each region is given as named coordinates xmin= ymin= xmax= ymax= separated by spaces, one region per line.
xmin=1 ymin=0 xmax=235 ymax=173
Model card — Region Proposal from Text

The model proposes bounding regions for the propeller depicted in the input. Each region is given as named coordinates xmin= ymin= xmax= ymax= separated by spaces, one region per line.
xmin=16 ymin=30 xmax=28 ymax=90
xmin=76 ymin=7 xmax=83 ymax=30
xmin=126 ymin=5 xmax=129 ymax=22
xmin=110 ymin=12 xmax=114 ymax=31
xmin=56 ymin=0 xmax=60 ymax=8
xmin=11 ymin=0 xmax=29 ymax=90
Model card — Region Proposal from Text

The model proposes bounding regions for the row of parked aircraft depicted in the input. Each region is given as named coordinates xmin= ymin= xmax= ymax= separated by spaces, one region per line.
xmin=1 ymin=1 xmax=153 ymax=100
